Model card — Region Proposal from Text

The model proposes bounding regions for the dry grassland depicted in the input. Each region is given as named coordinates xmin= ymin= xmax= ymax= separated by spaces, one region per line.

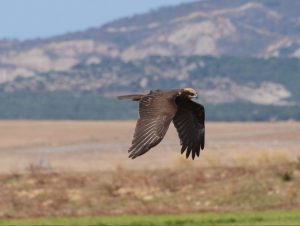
xmin=1 ymin=162 xmax=300 ymax=218
xmin=0 ymin=121 xmax=300 ymax=218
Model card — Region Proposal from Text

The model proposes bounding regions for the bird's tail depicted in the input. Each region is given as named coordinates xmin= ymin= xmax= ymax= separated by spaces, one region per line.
xmin=117 ymin=94 xmax=144 ymax=101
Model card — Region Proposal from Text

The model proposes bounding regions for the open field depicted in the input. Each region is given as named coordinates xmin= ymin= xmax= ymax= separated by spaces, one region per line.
xmin=0 ymin=121 xmax=299 ymax=221
xmin=0 ymin=121 xmax=299 ymax=172
xmin=1 ymin=211 xmax=300 ymax=226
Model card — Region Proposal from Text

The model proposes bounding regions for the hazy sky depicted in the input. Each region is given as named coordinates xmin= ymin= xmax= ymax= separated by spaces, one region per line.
xmin=0 ymin=0 xmax=190 ymax=40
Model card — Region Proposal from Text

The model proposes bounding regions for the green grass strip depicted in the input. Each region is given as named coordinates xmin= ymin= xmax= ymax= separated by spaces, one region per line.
xmin=1 ymin=210 xmax=300 ymax=226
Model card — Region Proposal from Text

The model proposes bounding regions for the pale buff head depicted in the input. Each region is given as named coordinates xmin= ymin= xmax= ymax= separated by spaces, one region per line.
xmin=182 ymin=87 xmax=197 ymax=98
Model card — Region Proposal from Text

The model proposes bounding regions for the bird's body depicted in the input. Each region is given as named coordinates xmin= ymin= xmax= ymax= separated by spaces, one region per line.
xmin=118 ymin=88 xmax=205 ymax=159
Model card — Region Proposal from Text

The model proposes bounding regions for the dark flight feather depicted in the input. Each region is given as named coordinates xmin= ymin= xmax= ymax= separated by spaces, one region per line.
xmin=128 ymin=91 xmax=177 ymax=159
xmin=172 ymin=96 xmax=205 ymax=160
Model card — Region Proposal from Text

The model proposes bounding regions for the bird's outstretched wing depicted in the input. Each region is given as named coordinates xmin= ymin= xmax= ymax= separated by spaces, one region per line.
xmin=173 ymin=97 xmax=205 ymax=159
xmin=128 ymin=92 xmax=177 ymax=159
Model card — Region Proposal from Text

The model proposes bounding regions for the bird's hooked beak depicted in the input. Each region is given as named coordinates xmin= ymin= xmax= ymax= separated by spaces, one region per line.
xmin=183 ymin=88 xmax=198 ymax=99
xmin=191 ymin=93 xmax=198 ymax=99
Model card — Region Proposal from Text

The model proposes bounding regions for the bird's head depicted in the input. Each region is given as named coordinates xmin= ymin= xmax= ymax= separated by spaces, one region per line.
xmin=181 ymin=88 xmax=197 ymax=99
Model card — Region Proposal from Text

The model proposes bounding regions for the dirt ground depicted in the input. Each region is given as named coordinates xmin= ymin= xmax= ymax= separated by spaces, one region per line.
xmin=0 ymin=121 xmax=299 ymax=173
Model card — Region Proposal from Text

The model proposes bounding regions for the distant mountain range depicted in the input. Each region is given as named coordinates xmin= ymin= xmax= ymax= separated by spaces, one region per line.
xmin=0 ymin=0 xmax=300 ymax=120
xmin=1 ymin=0 xmax=300 ymax=82
xmin=2 ymin=56 xmax=299 ymax=106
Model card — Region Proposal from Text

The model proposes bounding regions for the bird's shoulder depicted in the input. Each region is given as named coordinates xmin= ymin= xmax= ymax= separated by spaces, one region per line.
xmin=148 ymin=89 xmax=182 ymax=99
xmin=139 ymin=90 xmax=178 ymax=117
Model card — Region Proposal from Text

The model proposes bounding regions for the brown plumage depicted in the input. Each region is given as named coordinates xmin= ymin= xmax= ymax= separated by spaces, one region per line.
xmin=117 ymin=88 xmax=205 ymax=160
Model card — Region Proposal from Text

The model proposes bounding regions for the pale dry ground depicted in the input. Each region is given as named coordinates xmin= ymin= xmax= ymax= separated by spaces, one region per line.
xmin=0 ymin=121 xmax=299 ymax=173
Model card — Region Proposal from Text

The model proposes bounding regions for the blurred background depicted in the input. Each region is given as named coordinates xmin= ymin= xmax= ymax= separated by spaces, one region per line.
xmin=0 ymin=0 xmax=299 ymax=224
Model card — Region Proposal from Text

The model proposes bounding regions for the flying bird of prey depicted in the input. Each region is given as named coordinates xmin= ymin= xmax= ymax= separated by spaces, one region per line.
xmin=118 ymin=88 xmax=205 ymax=160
